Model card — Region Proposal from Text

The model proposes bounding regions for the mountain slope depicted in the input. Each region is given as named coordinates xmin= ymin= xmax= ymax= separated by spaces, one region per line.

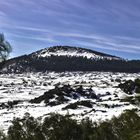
xmin=1 ymin=46 xmax=140 ymax=73
xmin=32 ymin=46 xmax=121 ymax=60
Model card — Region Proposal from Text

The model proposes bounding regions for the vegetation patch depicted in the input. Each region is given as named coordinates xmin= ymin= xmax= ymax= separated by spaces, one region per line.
xmin=0 ymin=110 xmax=140 ymax=140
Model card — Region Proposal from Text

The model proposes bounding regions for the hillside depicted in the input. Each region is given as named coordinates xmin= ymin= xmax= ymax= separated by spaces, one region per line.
xmin=0 ymin=46 xmax=140 ymax=73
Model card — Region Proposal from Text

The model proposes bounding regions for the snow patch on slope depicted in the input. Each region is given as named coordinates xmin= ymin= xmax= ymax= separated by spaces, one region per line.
xmin=35 ymin=46 xmax=121 ymax=60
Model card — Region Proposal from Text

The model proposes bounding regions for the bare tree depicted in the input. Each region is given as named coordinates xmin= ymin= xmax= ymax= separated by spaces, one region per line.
xmin=0 ymin=33 xmax=12 ymax=62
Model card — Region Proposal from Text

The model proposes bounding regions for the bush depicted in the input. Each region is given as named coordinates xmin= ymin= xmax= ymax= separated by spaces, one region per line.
xmin=42 ymin=113 xmax=82 ymax=140
xmin=7 ymin=113 xmax=45 ymax=140
xmin=0 ymin=131 xmax=6 ymax=140
xmin=111 ymin=110 xmax=140 ymax=140
xmin=1 ymin=110 xmax=140 ymax=140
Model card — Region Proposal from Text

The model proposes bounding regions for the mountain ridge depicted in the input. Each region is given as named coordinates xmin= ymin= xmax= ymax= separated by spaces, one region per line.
xmin=0 ymin=46 xmax=140 ymax=73
xmin=31 ymin=46 xmax=122 ymax=60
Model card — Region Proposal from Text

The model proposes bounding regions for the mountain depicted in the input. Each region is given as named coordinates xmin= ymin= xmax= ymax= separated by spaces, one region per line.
xmin=32 ymin=46 xmax=121 ymax=60
xmin=1 ymin=46 xmax=140 ymax=73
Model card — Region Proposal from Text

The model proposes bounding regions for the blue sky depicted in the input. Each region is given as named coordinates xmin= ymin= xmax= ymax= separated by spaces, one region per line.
xmin=0 ymin=0 xmax=140 ymax=59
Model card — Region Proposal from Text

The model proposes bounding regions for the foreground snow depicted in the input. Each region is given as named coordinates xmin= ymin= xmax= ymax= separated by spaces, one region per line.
xmin=0 ymin=72 xmax=139 ymax=132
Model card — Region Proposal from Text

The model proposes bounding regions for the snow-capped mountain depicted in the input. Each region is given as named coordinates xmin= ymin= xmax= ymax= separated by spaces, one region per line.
xmin=32 ymin=46 xmax=121 ymax=60
xmin=1 ymin=46 xmax=140 ymax=73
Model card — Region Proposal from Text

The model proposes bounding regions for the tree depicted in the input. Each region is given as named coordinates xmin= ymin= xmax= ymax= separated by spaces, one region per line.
xmin=0 ymin=33 xmax=12 ymax=62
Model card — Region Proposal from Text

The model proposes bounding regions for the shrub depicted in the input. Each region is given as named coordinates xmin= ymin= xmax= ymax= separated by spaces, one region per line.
xmin=7 ymin=113 xmax=45 ymax=140
xmin=1 ymin=110 xmax=140 ymax=140
xmin=0 ymin=131 xmax=6 ymax=140
xmin=42 ymin=113 xmax=82 ymax=140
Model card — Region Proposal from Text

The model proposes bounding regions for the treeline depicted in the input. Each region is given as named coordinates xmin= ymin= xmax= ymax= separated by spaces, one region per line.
xmin=0 ymin=110 xmax=140 ymax=140
xmin=1 ymin=55 xmax=140 ymax=73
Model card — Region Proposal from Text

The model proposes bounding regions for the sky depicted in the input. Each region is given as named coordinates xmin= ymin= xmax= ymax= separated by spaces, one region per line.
xmin=0 ymin=0 xmax=140 ymax=60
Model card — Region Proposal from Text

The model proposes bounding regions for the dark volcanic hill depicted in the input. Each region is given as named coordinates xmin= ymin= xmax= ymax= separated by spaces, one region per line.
xmin=0 ymin=46 xmax=140 ymax=73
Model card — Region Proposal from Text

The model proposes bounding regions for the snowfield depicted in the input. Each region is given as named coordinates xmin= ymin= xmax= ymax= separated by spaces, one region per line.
xmin=0 ymin=72 xmax=140 ymax=132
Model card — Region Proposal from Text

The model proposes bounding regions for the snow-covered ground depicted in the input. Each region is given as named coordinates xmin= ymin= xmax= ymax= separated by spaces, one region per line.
xmin=0 ymin=72 xmax=140 ymax=132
